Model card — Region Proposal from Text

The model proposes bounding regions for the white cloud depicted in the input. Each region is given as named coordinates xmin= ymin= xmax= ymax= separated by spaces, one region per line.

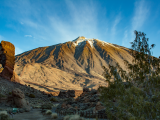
xmin=24 ymin=35 xmax=32 ymax=37
xmin=111 ymin=14 xmax=121 ymax=40
xmin=121 ymin=0 xmax=150 ymax=49
xmin=3 ymin=0 xmax=101 ymax=44
xmin=48 ymin=0 xmax=100 ymax=42
xmin=131 ymin=0 xmax=149 ymax=40
xmin=23 ymin=20 xmax=38 ymax=28
xmin=15 ymin=47 xmax=23 ymax=55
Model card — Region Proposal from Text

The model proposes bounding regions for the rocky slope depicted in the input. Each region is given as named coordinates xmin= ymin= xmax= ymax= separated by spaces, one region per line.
xmin=14 ymin=36 xmax=158 ymax=93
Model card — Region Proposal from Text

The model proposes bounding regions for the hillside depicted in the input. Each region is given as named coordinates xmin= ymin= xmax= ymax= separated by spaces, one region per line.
xmin=14 ymin=36 xmax=157 ymax=93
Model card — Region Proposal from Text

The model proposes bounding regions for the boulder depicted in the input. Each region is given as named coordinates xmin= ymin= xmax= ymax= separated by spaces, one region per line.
xmin=58 ymin=91 xmax=68 ymax=98
xmin=90 ymin=89 xmax=97 ymax=94
xmin=12 ymin=88 xmax=31 ymax=111
xmin=12 ymin=88 xmax=25 ymax=99
xmin=58 ymin=90 xmax=75 ymax=98
xmin=67 ymin=90 xmax=75 ymax=97
xmin=83 ymin=87 xmax=90 ymax=92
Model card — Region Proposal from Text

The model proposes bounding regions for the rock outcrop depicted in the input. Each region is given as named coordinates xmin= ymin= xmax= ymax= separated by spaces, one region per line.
xmin=0 ymin=40 xmax=20 ymax=82
xmin=58 ymin=90 xmax=75 ymax=98
xmin=12 ymin=88 xmax=31 ymax=111
xmin=55 ymin=88 xmax=108 ymax=119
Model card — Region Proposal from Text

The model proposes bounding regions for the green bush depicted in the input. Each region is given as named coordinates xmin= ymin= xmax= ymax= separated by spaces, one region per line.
xmin=98 ymin=30 xmax=160 ymax=120
xmin=8 ymin=92 xmax=12 ymax=95
xmin=41 ymin=103 xmax=53 ymax=109
xmin=0 ymin=93 xmax=6 ymax=98
xmin=50 ymin=97 xmax=57 ymax=102
xmin=64 ymin=97 xmax=74 ymax=102
xmin=28 ymin=94 xmax=35 ymax=98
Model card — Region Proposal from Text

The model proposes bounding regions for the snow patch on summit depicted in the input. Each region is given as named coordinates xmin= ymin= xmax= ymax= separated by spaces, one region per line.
xmin=72 ymin=38 xmax=95 ymax=48
xmin=72 ymin=36 xmax=119 ymax=49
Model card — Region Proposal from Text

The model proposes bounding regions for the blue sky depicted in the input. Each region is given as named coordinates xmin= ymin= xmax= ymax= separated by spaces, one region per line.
xmin=0 ymin=0 xmax=160 ymax=58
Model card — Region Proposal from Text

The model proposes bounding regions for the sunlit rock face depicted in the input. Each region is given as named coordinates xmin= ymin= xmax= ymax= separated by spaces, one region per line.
xmin=0 ymin=41 xmax=20 ymax=83
xmin=14 ymin=36 xmax=159 ymax=93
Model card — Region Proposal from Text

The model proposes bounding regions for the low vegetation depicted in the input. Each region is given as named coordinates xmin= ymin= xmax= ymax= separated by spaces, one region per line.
xmin=50 ymin=97 xmax=58 ymax=102
xmin=0 ymin=93 xmax=6 ymax=98
xmin=0 ymin=111 xmax=14 ymax=120
xmin=28 ymin=94 xmax=35 ymax=98
xmin=98 ymin=30 xmax=160 ymax=120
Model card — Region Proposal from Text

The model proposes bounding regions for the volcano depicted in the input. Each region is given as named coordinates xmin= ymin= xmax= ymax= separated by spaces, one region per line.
xmin=14 ymin=36 xmax=152 ymax=93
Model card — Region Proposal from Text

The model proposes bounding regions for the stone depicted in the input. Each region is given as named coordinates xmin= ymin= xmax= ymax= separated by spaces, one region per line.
xmin=58 ymin=91 xmax=68 ymax=98
xmin=55 ymin=89 xmax=108 ymax=119
xmin=12 ymin=88 xmax=25 ymax=99
xmin=48 ymin=94 xmax=52 ymax=97
xmin=12 ymin=88 xmax=31 ymax=111
xmin=58 ymin=90 xmax=76 ymax=98
xmin=83 ymin=87 xmax=90 ymax=92
xmin=61 ymin=102 xmax=67 ymax=109
xmin=90 ymin=89 xmax=97 ymax=94
xmin=67 ymin=90 xmax=75 ymax=97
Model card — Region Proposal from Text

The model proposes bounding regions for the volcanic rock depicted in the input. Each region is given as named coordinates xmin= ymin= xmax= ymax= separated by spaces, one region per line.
xmin=55 ymin=89 xmax=108 ymax=119
xmin=58 ymin=90 xmax=75 ymax=98
xmin=12 ymin=88 xmax=31 ymax=111
xmin=0 ymin=40 xmax=20 ymax=83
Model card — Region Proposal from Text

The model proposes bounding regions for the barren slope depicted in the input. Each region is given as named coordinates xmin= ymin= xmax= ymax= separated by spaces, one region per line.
xmin=15 ymin=36 xmax=154 ymax=93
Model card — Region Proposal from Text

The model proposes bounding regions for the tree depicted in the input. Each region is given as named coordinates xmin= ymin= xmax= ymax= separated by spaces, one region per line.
xmin=98 ymin=30 xmax=160 ymax=120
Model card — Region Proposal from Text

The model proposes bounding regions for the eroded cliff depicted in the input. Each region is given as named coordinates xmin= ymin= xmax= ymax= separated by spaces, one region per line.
xmin=0 ymin=40 xmax=20 ymax=82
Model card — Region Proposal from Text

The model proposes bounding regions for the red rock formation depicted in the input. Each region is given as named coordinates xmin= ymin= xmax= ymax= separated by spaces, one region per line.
xmin=0 ymin=40 xmax=20 ymax=82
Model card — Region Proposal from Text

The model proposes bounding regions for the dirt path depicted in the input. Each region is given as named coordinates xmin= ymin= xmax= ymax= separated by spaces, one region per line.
xmin=10 ymin=109 xmax=52 ymax=120
xmin=11 ymin=108 xmax=107 ymax=120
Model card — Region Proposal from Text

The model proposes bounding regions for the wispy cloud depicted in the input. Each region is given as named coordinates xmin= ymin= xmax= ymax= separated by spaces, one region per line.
xmin=24 ymin=35 xmax=32 ymax=37
xmin=48 ymin=0 xmax=100 ymax=42
xmin=131 ymin=0 xmax=149 ymax=40
xmin=20 ymin=22 xmax=24 ymax=24
xmin=23 ymin=20 xmax=38 ymax=29
xmin=111 ymin=14 xmax=121 ymax=41
xmin=121 ymin=0 xmax=150 ymax=49
xmin=3 ymin=0 xmax=101 ymax=45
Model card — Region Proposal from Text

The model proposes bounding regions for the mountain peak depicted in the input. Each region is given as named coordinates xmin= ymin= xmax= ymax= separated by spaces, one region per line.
xmin=77 ymin=36 xmax=86 ymax=40
xmin=72 ymin=36 xmax=98 ymax=47
xmin=14 ymin=36 xmax=138 ymax=92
